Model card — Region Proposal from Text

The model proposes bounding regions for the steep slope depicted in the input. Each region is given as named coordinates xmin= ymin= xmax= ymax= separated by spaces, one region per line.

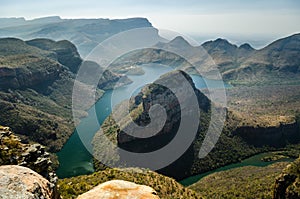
xmin=0 ymin=38 xmax=129 ymax=151
xmin=0 ymin=17 xmax=154 ymax=57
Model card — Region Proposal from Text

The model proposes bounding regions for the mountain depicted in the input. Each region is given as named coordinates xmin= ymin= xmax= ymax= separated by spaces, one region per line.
xmin=109 ymin=33 xmax=300 ymax=85
xmin=223 ymin=33 xmax=300 ymax=84
xmin=109 ymin=36 xmax=208 ymax=75
xmin=0 ymin=38 xmax=130 ymax=152
xmin=0 ymin=17 xmax=155 ymax=57
xmin=202 ymin=38 xmax=255 ymax=73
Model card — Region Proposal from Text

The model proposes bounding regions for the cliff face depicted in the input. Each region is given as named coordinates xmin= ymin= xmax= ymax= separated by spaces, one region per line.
xmin=0 ymin=62 xmax=62 ymax=90
xmin=234 ymin=121 xmax=300 ymax=147
xmin=95 ymin=70 xmax=300 ymax=181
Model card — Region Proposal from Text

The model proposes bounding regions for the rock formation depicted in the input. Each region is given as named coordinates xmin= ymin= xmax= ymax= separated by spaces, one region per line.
xmin=0 ymin=165 xmax=59 ymax=199
xmin=77 ymin=180 xmax=159 ymax=199
xmin=0 ymin=126 xmax=57 ymax=186
xmin=273 ymin=157 xmax=300 ymax=199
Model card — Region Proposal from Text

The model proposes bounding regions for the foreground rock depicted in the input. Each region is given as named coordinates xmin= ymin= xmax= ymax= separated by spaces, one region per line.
xmin=77 ymin=180 xmax=159 ymax=199
xmin=0 ymin=165 xmax=59 ymax=199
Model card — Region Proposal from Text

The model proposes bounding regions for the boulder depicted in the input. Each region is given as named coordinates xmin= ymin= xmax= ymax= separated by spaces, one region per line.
xmin=77 ymin=180 xmax=159 ymax=199
xmin=0 ymin=165 xmax=59 ymax=199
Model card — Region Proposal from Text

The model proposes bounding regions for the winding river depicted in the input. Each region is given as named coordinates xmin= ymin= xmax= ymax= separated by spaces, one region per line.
xmin=56 ymin=64 xmax=231 ymax=180
xmin=179 ymin=152 xmax=293 ymax=186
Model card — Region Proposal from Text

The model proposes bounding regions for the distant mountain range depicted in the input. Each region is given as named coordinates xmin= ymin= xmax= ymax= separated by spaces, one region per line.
xmin=111 ymin=33 xmax=300 ymax=85
xmin=0 ymin=16 xmax=154 ymax=57
xmin=1 ymin=16 xmax=298 ymax=85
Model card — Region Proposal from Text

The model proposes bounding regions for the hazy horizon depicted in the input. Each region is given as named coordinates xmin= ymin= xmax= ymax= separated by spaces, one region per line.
xmin=1 ymin=0 xmax=300 ymax=48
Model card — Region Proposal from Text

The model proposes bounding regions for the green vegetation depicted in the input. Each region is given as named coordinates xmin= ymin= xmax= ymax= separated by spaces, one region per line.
xmin=58 ymin=168 xmax=203 ymax=199
xmin=189 ymin=162 xmax=289 ymax=199
xmin=0 ymin=126 xmax=23 ymax=165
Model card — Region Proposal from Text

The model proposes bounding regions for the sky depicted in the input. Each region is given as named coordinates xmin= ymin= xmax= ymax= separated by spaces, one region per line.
xmin=1 ymin=0 xmax=300 ymax=47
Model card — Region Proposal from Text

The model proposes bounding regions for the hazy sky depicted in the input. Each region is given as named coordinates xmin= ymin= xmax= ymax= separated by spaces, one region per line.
xmin=1 ymin=0 xmax=300 ymax=46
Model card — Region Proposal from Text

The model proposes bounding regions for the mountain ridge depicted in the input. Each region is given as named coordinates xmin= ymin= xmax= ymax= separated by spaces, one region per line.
xmin=0 ymin=16 xmax=154 ymax=57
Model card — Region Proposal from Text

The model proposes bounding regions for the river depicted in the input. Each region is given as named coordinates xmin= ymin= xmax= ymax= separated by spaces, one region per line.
xmin=56 ymin=64 xmax=230 ymax=178
xmin=179 ymin=152 xmax=293 ymax=186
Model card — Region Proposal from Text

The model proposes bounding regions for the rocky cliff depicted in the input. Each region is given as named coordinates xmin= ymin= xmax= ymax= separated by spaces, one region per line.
xmin=0 ymin=38 xmax=130 ymax=152
xmin=233 ymin=120 xmax=300 ymax=147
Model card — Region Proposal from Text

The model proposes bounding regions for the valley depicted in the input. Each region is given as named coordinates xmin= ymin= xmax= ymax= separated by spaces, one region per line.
xmin=0 ymin=16 xmax=299 ymax=199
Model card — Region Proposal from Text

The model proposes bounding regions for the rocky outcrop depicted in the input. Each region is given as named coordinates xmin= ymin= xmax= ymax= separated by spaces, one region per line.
xmin=0 ymin=126 xmax=57 ymax=186
xmin=273 ymin=157 xmax=300 ymax=199
xmin=0 ymin=165 xmax=59 ymax=199
xmin=77 ymin=180 xmax=159 ymax=199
